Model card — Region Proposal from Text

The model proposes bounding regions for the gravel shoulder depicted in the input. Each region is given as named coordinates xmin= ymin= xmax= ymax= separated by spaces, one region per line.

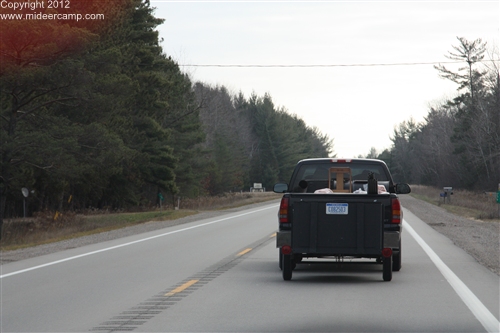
xmin=399 ymin=195 xmax=499 ymax=276
xmin=2 ymin=196 xmax=499 ymax=276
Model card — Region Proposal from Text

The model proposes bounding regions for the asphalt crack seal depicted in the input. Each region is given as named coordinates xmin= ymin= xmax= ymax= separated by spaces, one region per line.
xmin=91 ymin=233 xmax=274 ymax=332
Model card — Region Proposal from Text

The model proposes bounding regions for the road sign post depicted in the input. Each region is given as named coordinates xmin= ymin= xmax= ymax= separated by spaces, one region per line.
xmin=22 ymin=187 xmax=29 ymax=218
xmin=158 ymin=192 xmax=164 ymax=212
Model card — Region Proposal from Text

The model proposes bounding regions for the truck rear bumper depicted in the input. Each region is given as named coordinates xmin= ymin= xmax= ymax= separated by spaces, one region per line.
xmin=278 ymin=230 xmax=400 ymax=250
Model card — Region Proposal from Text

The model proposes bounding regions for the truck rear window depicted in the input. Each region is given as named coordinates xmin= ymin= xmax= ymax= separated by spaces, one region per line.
xmin=290 ymin=163 xmax=389 ymax=193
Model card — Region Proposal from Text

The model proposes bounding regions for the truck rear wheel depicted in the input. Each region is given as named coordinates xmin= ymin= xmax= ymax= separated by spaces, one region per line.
xmin=283 ymin=254 xmax=293 ymax=281
xmin=383 ymin=255 xmax=392 ymax=281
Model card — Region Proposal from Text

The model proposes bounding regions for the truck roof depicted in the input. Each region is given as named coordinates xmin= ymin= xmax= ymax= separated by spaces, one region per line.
xmin=297 ymin=158 xmax=388 ymax=166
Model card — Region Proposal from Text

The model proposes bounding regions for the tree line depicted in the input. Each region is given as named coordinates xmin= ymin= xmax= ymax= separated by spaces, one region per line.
xmin=376 ymin=37 xmax=499 ymax=191
xmin=0 ymin=0 xmax=333 ymax=235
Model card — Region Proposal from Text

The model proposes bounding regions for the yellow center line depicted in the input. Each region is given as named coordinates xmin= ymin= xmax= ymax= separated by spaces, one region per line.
xmin=237 ymin=248 xmax=252 ymax=256
xmin=164 ymin=279 xmax=198 ymax=297
xmin=271 ymin=233 xmax=277 ymax=237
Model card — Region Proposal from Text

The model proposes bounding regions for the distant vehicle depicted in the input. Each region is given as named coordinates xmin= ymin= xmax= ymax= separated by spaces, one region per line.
xmin=273 ymin=158 xmax=411 ymax=281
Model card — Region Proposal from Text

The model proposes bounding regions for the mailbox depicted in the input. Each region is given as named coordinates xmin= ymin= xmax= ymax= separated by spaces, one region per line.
xmin=442 ymin=187 xmax=453 ymax=203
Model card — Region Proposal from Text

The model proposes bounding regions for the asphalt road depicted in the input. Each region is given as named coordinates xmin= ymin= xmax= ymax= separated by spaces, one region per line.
xmin=1 ymin=202 xmax=499 ymax=332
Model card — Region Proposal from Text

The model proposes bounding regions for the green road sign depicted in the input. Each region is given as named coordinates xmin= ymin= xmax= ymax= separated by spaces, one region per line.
xmin=497 ymin=191 xmax=500 ymax=204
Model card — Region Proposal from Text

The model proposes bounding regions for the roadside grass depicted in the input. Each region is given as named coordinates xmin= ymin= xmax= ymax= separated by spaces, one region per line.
xmin=409 ymin=185 xmax=499 ymax=221
xmin=4 ymin=186 xmax=496 ymax=251
xmin=1 ymin=192 xmax=281 ymax=251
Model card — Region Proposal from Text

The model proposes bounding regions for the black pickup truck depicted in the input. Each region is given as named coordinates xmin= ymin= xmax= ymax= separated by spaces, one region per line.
xmin=273 ymin=158 xmax=411 ymax=281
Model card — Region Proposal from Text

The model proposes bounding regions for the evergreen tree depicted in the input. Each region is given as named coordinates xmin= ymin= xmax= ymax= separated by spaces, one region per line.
xmin=0 ymin=5 xmax=100 ymax=237
xmin=0 ymin=0 xmax=336 ymax=240
xmin=389 ymin=37 xmax=498 ymax=190
xmin=435 ymin=37 xmax=498 ymax=188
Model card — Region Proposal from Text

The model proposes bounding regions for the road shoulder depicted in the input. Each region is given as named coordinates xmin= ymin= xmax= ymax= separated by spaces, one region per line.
xmin=399 ymin=195 xmax=499 ymax=276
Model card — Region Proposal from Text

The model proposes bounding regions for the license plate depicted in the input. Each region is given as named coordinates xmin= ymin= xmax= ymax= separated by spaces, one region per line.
xmin=326 ymin=203 xmax=348 ymax=215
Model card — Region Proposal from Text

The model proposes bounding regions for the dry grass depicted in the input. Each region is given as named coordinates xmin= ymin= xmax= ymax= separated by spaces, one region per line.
xmin=1 ymin=209 xmax=198 ymax=251
xmin=410 ymin=185 xmax=499 ymax=221
xmin=0 ymin=191 xmax=282 ymax=251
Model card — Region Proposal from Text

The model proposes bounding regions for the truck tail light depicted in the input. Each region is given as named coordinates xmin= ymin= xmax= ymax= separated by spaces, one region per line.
xmin=391 ymin=198 xmax=402 ymax=224
xmin=281 ymin=245 xmax=292 ymax=255
xmin=382 ymin=248 xmax=393 ymax=257
xmin=279 ymin=197 xmax=289 ymax=223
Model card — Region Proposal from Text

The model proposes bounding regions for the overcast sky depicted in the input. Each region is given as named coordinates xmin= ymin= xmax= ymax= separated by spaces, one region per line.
xmin=152 ymin=1 xmax=499 ymax=158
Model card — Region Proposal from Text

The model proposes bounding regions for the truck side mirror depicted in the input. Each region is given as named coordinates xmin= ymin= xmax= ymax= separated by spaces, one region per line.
xmin=395 ymin=183 xmax=411 ymax=194
xmin=273 ymin=183 xmax=288 ymax=193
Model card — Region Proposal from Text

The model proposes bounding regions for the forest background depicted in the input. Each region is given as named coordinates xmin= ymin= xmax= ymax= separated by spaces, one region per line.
xmin=1 ymin=1 xmax=499 ymax=238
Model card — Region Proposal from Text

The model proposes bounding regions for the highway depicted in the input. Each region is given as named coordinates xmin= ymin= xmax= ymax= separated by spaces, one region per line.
xmin=1 ymin=202 xmax=499 ymax=332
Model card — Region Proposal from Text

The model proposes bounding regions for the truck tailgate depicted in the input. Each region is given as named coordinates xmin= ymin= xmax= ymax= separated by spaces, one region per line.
xmin=290 ymin=194 xmax=391 ymax=256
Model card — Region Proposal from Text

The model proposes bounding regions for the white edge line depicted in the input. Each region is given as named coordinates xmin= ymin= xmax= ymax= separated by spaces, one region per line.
xmin=1 ymin=204 xmax=278 ymax=279
xmin=404 ymin=220 xmax=500 ymax=333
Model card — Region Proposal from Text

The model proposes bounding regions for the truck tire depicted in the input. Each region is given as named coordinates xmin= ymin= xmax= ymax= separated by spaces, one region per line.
xmin=392 ymin=242 xmax=402 ymax=271
xmin=383 ymin=255 xmax=392 ymax=281
xmin=280 ymin=252 xmax=297 ymax=271
xmin=283 ymin=254 xmax=293 ymax=281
